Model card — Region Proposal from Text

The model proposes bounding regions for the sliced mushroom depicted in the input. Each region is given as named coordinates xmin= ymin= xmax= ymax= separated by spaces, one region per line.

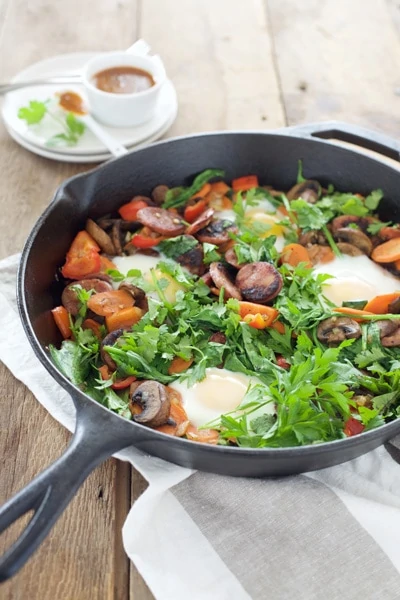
xmin=86 ymin=218 xmax=116 ymax=255
xmin=111 ymin=221 xmax=123 ymax=256
xmin=388 ymin=297 xmax=400 ymax=314
xmin=334 ymin=227 xmax=373 ymax=255
xmin=61 ymin=278 xmax=112 ymax=315
xmin=209 ymin=262 xmax=242 ymax=300
xmin=381 ymin=328 xmax=400 ymax=346
xmin=101 ymin=328 xmax=124 ymax=371
xmin=298 ymin=230 xmax=328 ymax=247
xmin=130 ymin=380 xmax=171 ymax=427
xmin=118 ymin=283 xmax=149 ymax=312
xmin=286 ymin=180 xmax=321 ymax=203
xmin=352 ymin=393 xmax=373 ymax=408
xmin=330 ymin=215 xmax=373 ymax=234
xmin=97 ymin=218 xmax=141 ymax=233
xmin=235 ymin=262 xmax=283 ymax=304
xmin=336 ymin=242 xmax=364 ymax=257
xmin=209 ymin=332 xmax=227 ymax=344
xmin=317 ymin=317 xmax=361 ymax=346
xmin=151 ymin=185 xmax=169 ymax=206
xmin=307 ymin=244 xmax=335 ymax=265
xmin=375 ymin=319 xmax=399 ymax=339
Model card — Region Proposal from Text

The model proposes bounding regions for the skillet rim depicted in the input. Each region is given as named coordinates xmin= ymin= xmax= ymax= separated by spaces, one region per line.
xmin=17 ymin=128 xmax=400 ymax=457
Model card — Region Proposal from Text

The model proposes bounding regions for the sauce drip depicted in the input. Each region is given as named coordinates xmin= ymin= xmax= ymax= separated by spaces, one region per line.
xmin=92 ymin=66 xmax=155 ymax=94
xmin=58 ymin=91 xmax=87 ymax=115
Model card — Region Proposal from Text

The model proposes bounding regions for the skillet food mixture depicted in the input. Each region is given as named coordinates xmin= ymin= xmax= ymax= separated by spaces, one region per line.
xmin=50 ymin=166 xmax=400 ymax=447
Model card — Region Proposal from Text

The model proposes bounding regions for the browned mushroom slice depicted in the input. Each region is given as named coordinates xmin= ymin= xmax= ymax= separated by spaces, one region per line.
xmin=86 ymin=218 xmax=116 ymax=255
xmin=118 ymin=283 xmax=149 ymax=313
xmin=111 ymin=221 xmax=123 ymax=256
xmin=330 ymin=215 xmax=372 ymax=234
xmin=388 ymin=297 xmax=400 ymax=314
xmin=317 ymin=317 xmax=361 ymax=346
xmin=136 ymin=207 xmax=186 ymax=236
xmin=101 ymin=328 xmax=124 ymax=371
xmin=336 ymin=242 xmax=364 ymax=257
xmin=176 ymin=242 xmax=205 ymax=276
xmin=225 ymin=247 xmax=246 ymax=269
xmin=209 ymin=262 xmax=242 ymax=300
xmin=381 ymin=326 xmax=400 ymax=347
xmin=151 ymin=185 xmax=170 ymax=205
xmin=307 ymin=244 xmax=335 ymax=265
xmin=130 ymin=380 xmax=171 ymax=427
xmin=97 ymin=218 xmax=142 ymax=233
xmin=235 ymin=262 xmax=283 ymax=304
xmin=374 ymin=319 xmax=399 ymax=339
xmin=298 ymin=230 xmax=328 ymax=247
xmin=196 ymin=220 xmax=237 ymax=246
xmin=286 ymin=180 xmax=321 ymax=203
xmin=334 ymin=228 xmax=373 ymax=255
xmin=186 ymin=208 xmax=215 ymax=236
xmin=61 ymin=278 xmax=112 ymax=315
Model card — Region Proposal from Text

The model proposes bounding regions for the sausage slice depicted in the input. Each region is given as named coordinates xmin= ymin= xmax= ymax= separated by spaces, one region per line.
xmin=235 ymin=262 xmax=282 ymax=304
xmin=61 ymin=278 xmax=112 ymax=315
xmin=209 ymin=262 xmax=242 ymax=300
xmin=136 ymin=207 xmax=185 ymax=236
xmin=186 ymin=208 xmax=215 ymax=236
xmin=196 ymin=220 xmax=237 ymax=246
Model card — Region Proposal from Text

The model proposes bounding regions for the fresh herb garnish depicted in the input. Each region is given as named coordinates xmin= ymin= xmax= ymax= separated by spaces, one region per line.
xmin=163 ymin=169 xmax=225 ymax=209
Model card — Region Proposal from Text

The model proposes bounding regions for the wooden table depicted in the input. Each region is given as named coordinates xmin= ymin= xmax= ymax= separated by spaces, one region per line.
xmin=1 ymin=1 xmax=400 ymax=598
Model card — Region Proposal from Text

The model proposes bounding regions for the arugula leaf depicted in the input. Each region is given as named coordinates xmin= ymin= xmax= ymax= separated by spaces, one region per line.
xmin=163 ymin=169 xmax=225 ymax=209
xmin=18 ymin=100 xmax=48 ymax=124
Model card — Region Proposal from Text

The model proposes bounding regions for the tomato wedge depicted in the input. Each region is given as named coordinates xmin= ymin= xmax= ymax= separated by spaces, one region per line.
xmin=184 ymin=199 xmax=207 ymax=223
xmin=61 ymin=231 xmax=101 ymax=279
xmin=344 ymin=417 xmax=365 ymax=437
xmin=232 ymin=175 xmax=259 ymax=192
xmin=118 ymin=198 xmax=149 ymax=221
xmin=130 ymin=233 xmax=164 ymax=248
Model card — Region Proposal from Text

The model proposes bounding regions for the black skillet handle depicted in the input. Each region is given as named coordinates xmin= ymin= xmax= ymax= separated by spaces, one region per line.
xmin=0 ymin=398 xmax=135 ymax=582
xmin=282 ymin=121 xmax=400 ymax=163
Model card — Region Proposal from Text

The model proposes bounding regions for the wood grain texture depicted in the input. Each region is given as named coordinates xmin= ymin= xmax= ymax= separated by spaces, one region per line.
xmin=267 ymin=0 xmax=400 ymax=134
xmin=0 ymin=0 xmax=138 ymax=598
xmin=139 ymin=0 xmax=285 ymax=135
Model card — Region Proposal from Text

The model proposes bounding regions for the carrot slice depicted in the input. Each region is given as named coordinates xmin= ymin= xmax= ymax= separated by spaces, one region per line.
xmin=210 ymin=181 xmax=231 ymax=195
xmin=371 ymin=238 xmax=400 ymax=263
xmin=82 ymin=318 xmax=103 ymax=339
xmin=379 ymin=227 xmax=400 ymax=241
xmin=99 ymin=255 xmax=117 ymax=272
xmin=99 ymin=364 xmax=112 ymax=380
xmin=280 ymin=243 xmax=312 ymax=268
xmin=51 ymin=306 xmax=72 ymax=339
xmin=232 ymin=175 xmax=259 ymax=192
xmin=185 ymin=425 xmax=219 ymax=444
xmin=87 ymin=290 xmax=134 ymax=317
xmin=307 ymin=245 xmax=335 ymax=265
xmin=168 ymin=356 xmax=194 ymax=375
xmin=271 ymin=319 xmax=286 ymax=334
xmin=156 ymin=401 xmax=190 ymax=437
xmin=364 ymin=293 xmax=400 ymax=314
xmin=105 ymin=306 xmax=143 ymax=331
xmin=333 ymin=307 xmax=375 ymax=322
xmin=238 ymin=302 xmax=279 ymax=327
xmin=394 ymin=258 xmax=400 ymax=271
xmin=190 ymin=183 xmax=211 ymax=200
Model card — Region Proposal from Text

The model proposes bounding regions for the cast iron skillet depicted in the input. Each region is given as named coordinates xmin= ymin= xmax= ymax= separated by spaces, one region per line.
xmin=1 ymin=121 xmax=400 ymax=581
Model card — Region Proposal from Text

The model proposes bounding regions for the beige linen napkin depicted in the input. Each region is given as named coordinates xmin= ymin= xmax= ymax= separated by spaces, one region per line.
xmin=2 ymin=253 xmax=400 ymax=600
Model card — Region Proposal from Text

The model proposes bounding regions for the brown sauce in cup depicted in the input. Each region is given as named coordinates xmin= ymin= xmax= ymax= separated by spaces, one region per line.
xmin=92 ymin=66 xmax=155 ymax=94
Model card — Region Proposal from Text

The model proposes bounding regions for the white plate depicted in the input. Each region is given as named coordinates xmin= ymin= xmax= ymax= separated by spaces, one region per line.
xmin=2 ymin=52 xmax=178 ymax=157
xmin=4 ymin=104 xmax=178 ymax=163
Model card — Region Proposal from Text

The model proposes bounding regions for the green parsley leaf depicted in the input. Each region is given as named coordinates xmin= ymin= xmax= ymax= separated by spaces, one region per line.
xmin=158 ymin=235 xmax=198 ymax=260
xmin=18 ymin=100 xmax=48 ymax=124
xmin=163 ymin=169 xmax=225 ymax=209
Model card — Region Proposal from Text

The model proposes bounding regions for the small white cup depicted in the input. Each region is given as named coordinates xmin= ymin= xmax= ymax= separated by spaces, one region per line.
xmin=82 ymin=51 xmax=167 ymax=128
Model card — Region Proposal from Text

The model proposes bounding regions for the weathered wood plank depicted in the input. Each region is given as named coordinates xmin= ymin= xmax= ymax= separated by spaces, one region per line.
xmin=0 ymin=0 xmax=138 ymax=598
xmin=267 ymin=0 xmax=400 ymax=134
xmin=139 ymin=0 xmax=285 ymax=135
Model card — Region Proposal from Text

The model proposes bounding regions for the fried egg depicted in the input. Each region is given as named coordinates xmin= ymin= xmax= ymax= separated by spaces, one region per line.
xmin=313 ymin=255 xmax=400 ymax=305
xmin=111 ymin=254 xmax=184 ymax=302
xmin=169 ymin=367 xmax=272 ymax=427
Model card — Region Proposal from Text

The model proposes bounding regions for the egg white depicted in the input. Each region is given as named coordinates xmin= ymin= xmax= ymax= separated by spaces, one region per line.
xmin=169 ymin=367 xmax=273 ymax=427
xmin=313 ymin=255 xmax=400 ymax=305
